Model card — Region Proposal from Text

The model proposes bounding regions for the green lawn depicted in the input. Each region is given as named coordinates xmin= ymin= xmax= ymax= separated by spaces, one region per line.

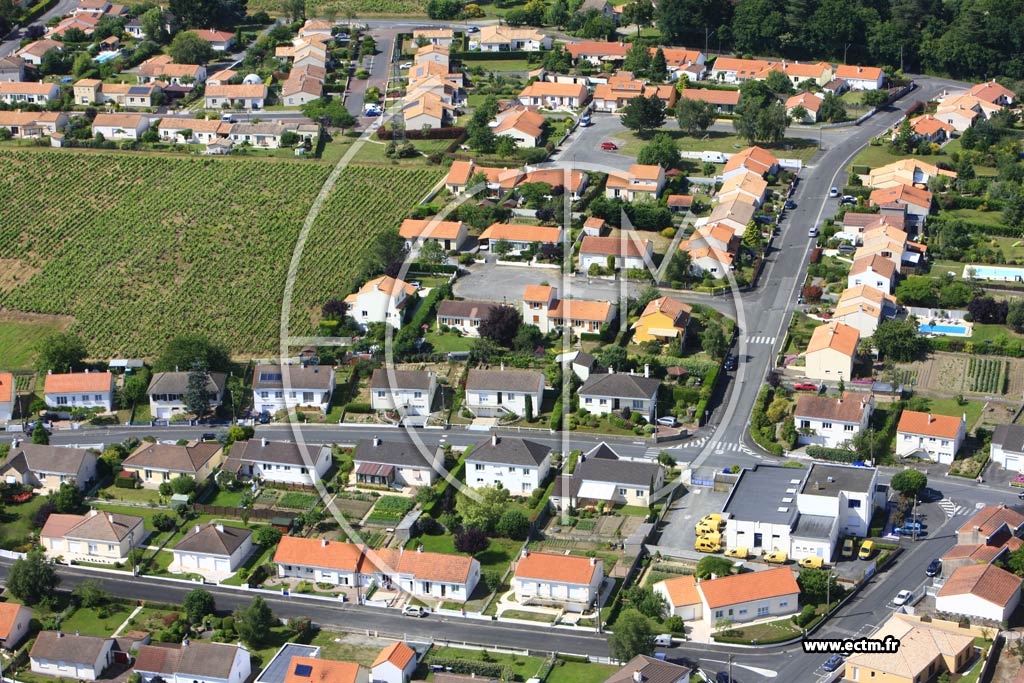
xmin=460 ymin=58 xmax=534 ymax=72
xmin=993 ymin=236 xmax=1024 ymax=261
xmin=424 ymin=328 xmax=474 ymax=354
xmin=942 ymin=208 xmax=1004 ymax=226
xmin=546 ymin=661 xmax=619 ymax=683
xmin=783 ymin=312 xmax=821 ymax=356
xmin=277 ymin=491 xmax=319 ymax=509
xmin=617 ymin=129 xmax=819 ymax=163
xmin=97 ymin=485 xmax=164 ymax=505
xmin=59 ymin=603 xmax=133 ymax=636
xmin=407 ymin=533 xmax=521 ymax=573
xmin=0 ymin=320 xmax=69 ymax=370
xmin=0 ymin=495 xmax=51 ymax=551
xmin=501 ymin=609 xmax=556 ymax=622
xmin=425 ymin=646 xmax=546 ymax=681
xmin=122 ymin=606 xmax=180 ymax=632
xmin=206 ymin=488 xmax=248 ymax=507
xmin=914 ymin=397 xmax=985 ymax=428
xmin=308 ymin=631 xmax=383 ymax=667
xmin=847 ymin=146 xmax=951 ymax=172
xmin=971 ymin=323 xmax=1024 ymax=343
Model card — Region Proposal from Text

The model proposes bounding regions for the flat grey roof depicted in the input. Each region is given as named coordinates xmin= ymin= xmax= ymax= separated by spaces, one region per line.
xmin=793 ymin=514 xmax=834 ymax=540
xmin=800 ymin=463 xmax=875 ymax=498
xmin=255 ymin=643 xmax=320 ymax=683
xmin=722 ymin=465 xmax=802 ymax=525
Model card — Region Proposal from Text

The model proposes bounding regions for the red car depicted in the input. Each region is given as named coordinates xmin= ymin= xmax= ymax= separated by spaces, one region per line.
xmin=600 ymin=141 xmax=618 ymax=150
xmin=793 ymin=383 xmax=819 ymax=391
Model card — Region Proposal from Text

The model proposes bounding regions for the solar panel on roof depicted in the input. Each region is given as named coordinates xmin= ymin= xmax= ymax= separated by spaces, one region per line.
xmin=260 ymin=372 xmax=283 ymax=382
xmin=128 ymin=86 xmax=149 ymax=94
xmin=293 ymin=664 xmax=313 ymax=676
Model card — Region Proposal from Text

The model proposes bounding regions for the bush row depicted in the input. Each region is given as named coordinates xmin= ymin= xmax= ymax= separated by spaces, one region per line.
xmin=805 ymin=445 xmax=859 ymax=463
xmin=378 ymin=126 xmax=466 ymax=140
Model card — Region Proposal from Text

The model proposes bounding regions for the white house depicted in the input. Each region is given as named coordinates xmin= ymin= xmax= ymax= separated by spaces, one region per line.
xmin=722 ymin=465 xmax=801 ymax=556
xmin=0 ymin=81 xmax=60 ymax=103
xmin=0 ymin=603 xmax=32 ymax=650
xmin=605 ymin=164 xmax=666 ymax=201
xmin=435 ymin=300 xmax=500 ymax=338
xmin=517 ymin=81 xmax=587 ymax=110
xmin=493 ymin=107 xmax=546 ymax=147
xmin=793 ymin=392 xmax=874 ymax=449
xmin=835 ymin=64 xmax=884 ymax=90
xmin=896 ymin=411 xmax=966 ymax=465
xmin=273 ymin=536 xmax=374 ymax=587
xmin=170 ymin=523 xmax=254 ymax=578
xmin=30 ymin=632 xmax=113 ymax=682
xmin=399 ymin=218 xmax=468 ymax=252
xmin=226 ymin=439 xmax=332 ymax=485
xmin=935 ymin=564 xmax=1022 ymax=623
xmin=353 ymin=436 xmax=438 ymax=488
xmin=370 ymin=547 xmax=481 ymax=602
xmin=190 ymin=28 xmax=235 ymax=51
xmin=550 ymin=444 xmax=664 ymax=510
xmin=205 ymin=83 xmax=267 ymax=109
xmin=92 ymin=113 xmax=150 ymax=140
xmin=44 ymin=370 xmax=115 ymax=412
xmin=847 ymin=254 xmax=897 ymax=294
xmin=147 ymin=371 xmax=227 ymax=419
xmin=578 ymin=369 xmax=661 ymax=422
xmin=512 ymin=550 xmax=604 ymax=611
xmin=465 ymin=434 xmax=552 ymax=496
xmin=371 ymin=642 xmax=417 ymax=683
xmin=252 ymin=364 xmax=336 ymax=415
xmin=578 ymin=235 xmax=653 ymax=272
xmin=991 ymin=424 xmax=1024 ymax=472
xmin=696 ymin=567 xmax=800 ymax=627
xmin=653 ymin=575 xmax=703 ymax=621
xmin=344 ymin=275 xmax=419 ymax=328
xmin=134 ymin=640 xmax=251 ymax=683
xmin=0 ymin=444 xmax=98 ymax=493
xmin=803 ymin=323 xmax=859 ymax=383
xmin=477 ymin=26 xmax=551 ymax=51
xmin=520 ymin=285 xmax=615 ymax=337
xmin=463 ymin=368 xmax=545 ymax=419
xmin=40 ymin=510 xmax=146 ymax=564
xmin=369 ymin=369 xmax=437 ymax=415
xmin=796 ymin=463 xmax=882 ymax=544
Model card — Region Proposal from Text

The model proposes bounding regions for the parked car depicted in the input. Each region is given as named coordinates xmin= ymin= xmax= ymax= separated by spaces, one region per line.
xmin=701 ymin=513 xmax=724 ymax=527
xmin=220 ymin=113 xmax=234 ymax=122
xmin=201 ymin=433 xmax=217 ymax=442
xmin=918 ymin=486 xmax=942 ymax=502
xmin=829 ymin=187 xmax=839 ymax=197
xmin=257 ymin=411 xmax=271 ymax=424
xmin=785 ymin=200 xmax=796 ymax=209
xmin=725 ymin=547 xmax=749 ymax=559
xmin=695 ymin=537 xmax=721 ymax=553
xmin=724 ymin=355 xmax=737 ymax=371
xmin=858 ymin=540 xmax=875 ymax=560
xmin=841 ymin=195 xmax=858 ymax=205
xmin=467 ymin=25 xmax=479 ymax=32
xmin=794 ymin=383 xmax=818 ymax=391
xmin=402 ymin=605 xmax=428 ymax=617
xmin=399 ymin=62 xmax=412 ymax=69
xmin=822 ymin=655 xmax=844 ymax=672
xmin=841 ymin=538 xmax=854 ymax=558
xmin=656 ymin=416 xmax=678 ymax=427
xmin=23 ymin=420 xmax=52 ymax=435
xmin=600 ymin=141 xmax=618 ymax=150
xmin=763 ymin=550 xmax=788 ymax=564
xmin=695 ymin=521 xmax=720 ymax=536
xmin=926 ymin=559 xmax=941 ymax=577
xmin=893 ymin=589 xmax=913 ymax=606
xmin=808 ymin=227 xmax=819 ymax=237
xmin=799 ymin=556 xmax=824 ymax=569
xmin=716 ymin=673 xmax=734 ymax=683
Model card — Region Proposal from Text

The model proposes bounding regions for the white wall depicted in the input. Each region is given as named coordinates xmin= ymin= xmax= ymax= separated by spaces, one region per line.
xmin=465 ymin=457 xmax=551 ymax=495
xmin=703 ymin=593 xmax=799 ymax=626
xmin=580 ymin=395 xmax=655 ymax=421
xmin=935 ymin=591 xmax=1019 ymax=622
xmin=992 ymin=443 xmax=1023 ymax=472
xmin=896 ymin=430 xmax=963 ymax=465
xmin=244 ymin=449 xmax=331 ymax=485
xmin=45 ymin=390 xmax=114 ymax=411
xmin=725 ymin=518 xmax=791 ymax=554
xmin=371 ymin=382 xmax=437 ymax=415
xmin=465 ymin=388 xmax=542 ymax=418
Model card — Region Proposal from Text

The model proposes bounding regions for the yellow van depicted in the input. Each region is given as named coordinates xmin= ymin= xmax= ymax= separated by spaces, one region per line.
xmin=695 ymin=537 xmax=721 ymax=553
xmin=695 ymin=522 xmax=720 ymax=536
xmin=858 ymin=540 xmax=875 ymax=560
xmin=799 ymin=556 xmax=824 ymax=569
xmin=701 ymin=513 xmax=724 ymax=527
xmin=764 ymin=550 xmax=788 ymax=564
xmin=725 ymin=547 xmax=749 ymax=559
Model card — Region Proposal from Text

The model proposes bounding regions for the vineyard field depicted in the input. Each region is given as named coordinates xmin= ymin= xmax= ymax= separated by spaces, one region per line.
xmin=0 ymin=151 xmax=442 ymax=356
xmin=967 ymin=357 xmax=1007 ymax=394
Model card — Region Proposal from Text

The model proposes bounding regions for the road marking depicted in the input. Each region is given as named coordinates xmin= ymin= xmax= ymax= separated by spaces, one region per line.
xmin=937 ymin=498 xmax=963 ymax=518
xmin=745 ymin=335 xmax=777 ymax=345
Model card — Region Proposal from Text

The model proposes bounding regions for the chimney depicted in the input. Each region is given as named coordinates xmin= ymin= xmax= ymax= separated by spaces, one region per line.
xmin=927 ymin=413 xmax=933 ymax=423
xmin=417 ymin=545 xmax=424 ymax=553
xmin=107 ymin=513 xmax=114 ymax=523
xmin=89 ymin=509 xmax=99 ymax=517
xmin=183 ymin=637 xmax=189 ymax=647
xmin=261 ymin=438 xmax=267 ymax=447
xmin=492 ymin=433 xmax=498 ymax=447
xmin=321 ymin=538 xmax=328 ymax=547
xmin=972 ymin=526 xmax=981 ymax=544
xmin=608 ymin=366 xmax=614 ymax=374
xmin=521 ymin=548 xmax=529 ymax=559
xmin=216 ymin=524 xmax=224 ymax=533
xmin=632 ymin=671 xmax=644 ymax=683
xmin=644 ymin=364 xmax=649 ymax=378
xmin=194 ymin=525 xmax=201 ymax=534
xmin=57 ymin=631 xmax=63 ymax=638
xmin=373 ymin=435 xmax=381 ymax=447
xmin=590 ymin=556 xmax=596 ymax=566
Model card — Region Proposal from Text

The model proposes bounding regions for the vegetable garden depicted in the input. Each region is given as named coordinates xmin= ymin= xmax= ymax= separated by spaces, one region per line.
xmin=0 ymin=151 xmax=441 ymax=355
xmin=967 ymin=357 xmax=1007 ymax=394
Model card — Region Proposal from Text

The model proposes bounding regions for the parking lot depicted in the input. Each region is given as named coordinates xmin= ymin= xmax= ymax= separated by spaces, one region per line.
xmin=656 ymin=481 xmax=732 ymax=553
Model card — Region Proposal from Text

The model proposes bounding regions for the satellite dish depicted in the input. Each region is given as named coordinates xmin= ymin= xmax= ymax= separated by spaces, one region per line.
xmin=242 ymin=73 xmax=262 ymax=85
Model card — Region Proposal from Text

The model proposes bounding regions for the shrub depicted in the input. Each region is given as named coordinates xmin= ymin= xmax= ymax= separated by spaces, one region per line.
xmin=114 ymin=472 xmax=137 ymax=488
xmin=793 ymin=604 xmax=816 ymax=627
xmin=152 ymin=513 xmax=176 ymax=532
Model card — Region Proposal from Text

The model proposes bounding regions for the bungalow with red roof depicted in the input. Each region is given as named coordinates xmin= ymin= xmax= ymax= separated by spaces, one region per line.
xmin=565 ymin=41 xmax=629 ymax=66
xmin=274 ymin=536 xmax=375 ymax=587
xmin=0 ymin=111 xmax=67 ymax=139
xmin=902 ymin=114 xmax=955 ymax=144
xmin=653 ymin=47 xmax=706 ymax=80
xmin=205 ymin=83 xmax=267 ymax=109
xmin=479 ymin=223 xmax=562 ymax=254
xmin=786 ymin=92 xmax=824 ymax=123
xmin=41 ymin=509 xmax=146 ymax=564
xmin=722 ymin=145 xmax=779 ymax=179
xmin=0 ymin=602 xmax=32 ymax=650
xmin=190 ymin=28 xmax=235 ymax=51
xmin=605 ymin=164 xmax=666 ymax=201
xmin=372 ymin=642 xmax=417 ymax=683
xmin=709 ymin=57 xmax=773 ymax=83
xmin=511 ymin=549 xmax=604 ymax=609
xmin=967 ymin=80 xmax=1016 ymax=106
xmin=343 ymin=276 xmax=419 ymax=328
xmin=896 ymin=410 xmax=966 ymax=464
xmin=717 ymin=170 xmax=768 ymax=207
xmin=592 ymin=71 xmax=676 ymax=113
xmin=679 ymin=223 xmax=739 ymax=278
xmin=936 ymin=564 xmax=1022 ymax=622
xmin=0 ymin=81 xmax=60 ymax=104
xmin=44 ymin=370 xmax=114 ymax=411
xmin=285 ymin=656 xmax=366 ymax=683
xmin=521 ymin=284 xmax=615 ymax=336
xmin=696 ymin=567 xmax=800 ymax=627
xmin=399 ymin=218 xmax=467 ymax=251
xmin=518 ymin=81 xmax=587 ymax=110
xmin=493 ymin=106 xmax=547 ymax=147
xmin=578 ymin=235 xmax=653 ymax=272
xmin=653 ymin=574 xmax=702 ymax=620
xmin=835 ymin=64 xmax=884 ymax=90
xmin=848 ymin=254 xmax=897 ymax=294
xmin=942 ymin=507 xmax=1024 ymax=578
xmin=804 ymin=322 xmax=859 ymax=382
xmin=676 ymin=87 xmax=740 ymax=113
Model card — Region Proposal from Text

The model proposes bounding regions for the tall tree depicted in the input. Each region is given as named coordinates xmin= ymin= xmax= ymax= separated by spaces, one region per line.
xmin=234 ymin=596 xmax=276 ymax=647
xmin=7 ymin=549 xmax=60 ymax=606
xmin=32 ymin=422 xmax=50 ymax=445
xmin=623 ymin=42 xmax=652 ymax=77
xmin=649 ymin=48 xmax=668 ymax=82
xmin=140 ymin=6 xmax=167 ymax=43
xmin=34 ymin=332 xmax=88 ymax=374
xmin=183 ymin=588 xmax=215 ymax=624
xmin=155 ymin=334 xmax=230 ymax=372
xmin=675 ymin=97 xmax=716 ymax=135
xmin=636 ymin=132 xmax=680 ymax=168
xmin=455 ymin=486 xmax=511 ymax=533
xmin=890 ymin=469 xmax=927 ymax=498
xmin=185 ymin=361 xmax=212 ymax=417
xmin=608 ymin=609 xmax=655 ymax=661
xmin=479 ymin=305 xmax=522 ymax=347
xmin=169 ymin=30 xmax=215 ymax=64
xmin=621 ymin=94 xmax=666 ymax=138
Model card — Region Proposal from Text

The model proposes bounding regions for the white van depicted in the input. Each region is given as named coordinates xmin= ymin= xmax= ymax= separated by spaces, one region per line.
xmin=654 ymin=634 xmax=673 ymax=647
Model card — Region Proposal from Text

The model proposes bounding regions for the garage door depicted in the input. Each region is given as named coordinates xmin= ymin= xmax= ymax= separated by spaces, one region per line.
xmin=1007 ymin=456 xmax=1020 ymax=471
xmin=215 ymin=559 xmax=230 ymax=572
xmin=156 ymin=408 xmax=170 ymax=419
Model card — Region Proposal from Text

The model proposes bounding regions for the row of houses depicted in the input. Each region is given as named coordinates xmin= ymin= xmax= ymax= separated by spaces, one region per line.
xmin=276 ymin=19 xmax=341 ymax=107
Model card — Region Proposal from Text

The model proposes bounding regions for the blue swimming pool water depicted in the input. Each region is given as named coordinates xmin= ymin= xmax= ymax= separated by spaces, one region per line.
xmin=93 ymin=52 xmax=119 ymax=63
xmin=919 ymin=324 xmax=968 ymax=335
xmin=964 ymin=264 xmax=1024 ymax=281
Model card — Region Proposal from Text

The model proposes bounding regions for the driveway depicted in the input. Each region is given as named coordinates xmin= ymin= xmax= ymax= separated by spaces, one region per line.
xmin=348 ymin=28 xmax=396 ymax=121
xmin=554 ymin=114 xmax=634 ymax=172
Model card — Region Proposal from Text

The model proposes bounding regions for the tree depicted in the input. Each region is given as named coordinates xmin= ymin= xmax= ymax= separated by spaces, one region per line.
xmin=789 ymin=105 xmax=808 ymax=123
xmin=234 ymin=596 xmax=276 ymax=647
xmin=7 ymin=549 xmax=59 ymax=606
xmin=456 ymin=486 xmax=510 ymax=532
xmin=1007 ymin=545 xmax=1024 ymax=577
xmin=417 ymin=240 xmax=446 ymax=267
xmin=152 ymin=513 xmax=176 ymax=532
xmin=895 ymin=275 xmax=938 ymax=307
xmin=512 ymin=324 xmax=543 ymax=353
xmin=34 ymin=332 xmax=88 ymax=374
xmin=701 ymin=325 xmax=728 ymax=358
xmin=597 ymin=344 xmax=630 ymax=372
xmin=764 ymin=70 xmax=793 ymax=94
xmin=968 ymin=296 xmax=1009 ymax=325
xmin=636 ymin=132 xmax=680 ymax=168
xmin=817 ymin=92 xmax=847 ymax=123
xmin=624 ymin=42 xmax=653 ymax=77
xmin=32 ymin=422 xmax=50 ymax=445
xmin=649 ymin=47 xmax=668 ymax=82
xmin=185 ymin=361 xmax=212 ymax=418
xmin=72 ymin=579 xmax=108 ymax=608
xmin=621 ymin=94 xmax=666 ymax=138
xmin=797 ymin=568 xmax=841 ymax=605
xmin=479 ymin=305 xmax=522 ymax=348
xmin=1007 ymin=299 xmax=1024 ymax=332
xmin=870 ymin=320 xmax=928 ymax=362
xmin=253 ymin=526 xmax=283 ymax=546
xmin=545 ymin=0 xmax=570 ymax=27
xmin=155 ymin=334 xmax=230 ymax=372
xmin=183 ymin=588 xmax=215 ymax=624
xmin=169 ymin=30 xmax=215 ymax=64
xmin=454 ymin=527 xmax=490 ymax=554
xmin=623 ymin=0 xmax=655 ymax=30
xmin=170 ymin=475 xmax=196 ymax=495
xmin=890 ymin=469 xmax=927 ymax=499
xmin=734 ymin=100 xmax=790 ymax=144
xmin=666 ymin=249 xmax=692 ymax=286
xmin=695 ymin=556 xmax=734 ymax=579
xmin=495 ymin=509 xmax=530 ymax=540
xmin=50 ymin=482 xmax=84 ymax=514
xmin=675 ymin=97 xmax=716 ymax=136
xmin=140 ymin=6 xmax=167 ymax=43
xmin=608 ymin=609 xmax=655 ymax=661
xmin=742 ymin=220 xmax=764 ymax=251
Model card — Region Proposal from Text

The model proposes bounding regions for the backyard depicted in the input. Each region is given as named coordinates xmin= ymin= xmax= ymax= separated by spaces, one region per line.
xmin=616 ymin=128 xmax=820 ymax=163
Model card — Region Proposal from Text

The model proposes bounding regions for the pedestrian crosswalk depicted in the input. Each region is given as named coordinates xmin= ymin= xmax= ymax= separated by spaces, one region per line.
xmin=938 ymin=498 xmax=965 ymax=518
xmin=745 ymin=335 xmax=777 ymax=345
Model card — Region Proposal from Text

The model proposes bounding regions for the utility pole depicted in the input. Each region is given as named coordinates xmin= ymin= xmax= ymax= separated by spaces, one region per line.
xmin=705 ymin=26 xmax=710 ymax=56
xmin=728 ymin=654 xmax=733 ymax=683
xmin=826 ymin=566 xmax=831 ymax=610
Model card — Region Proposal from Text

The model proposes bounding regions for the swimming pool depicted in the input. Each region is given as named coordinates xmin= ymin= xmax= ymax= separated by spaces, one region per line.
xmin=963 ymin=264 xmax=1024 ymax=281
xmin=919 ymin=323 xmax=969 ymax=335
xmin=93 ymin=51 xmax=120 ymax=63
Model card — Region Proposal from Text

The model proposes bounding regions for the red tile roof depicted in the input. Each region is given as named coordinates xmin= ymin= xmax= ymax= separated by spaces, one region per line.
xmin=806 ymin=322 xmax=859 ymax=357
xmin=897 ymin=410 xmax=964 ymax=439
xmin=937 ymin=564 xmax=1022 ymax=607
xmin=0 ymin=603 xmax=29 ymax=641
xmin=284 ymin=656 xmax=361 ymax=683
xmin=514 ymin=550 xmax=600 ymax=584
xmin=698 ymin=567 xmax=799 ymax=609
xmin=373 ymin=642 xmax=416 ymax=670
xmin=44 ymin=372 xmax=112 ymax=394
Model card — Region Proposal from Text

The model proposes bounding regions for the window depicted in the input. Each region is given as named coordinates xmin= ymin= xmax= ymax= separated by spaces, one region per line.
xmin=635 ymin=489 xmax=644 ymax=497
xmin=715 ymin=610 xmax=723 ymax=618
xmin=757 ymin=606 xmax=769 ymax=616
xmin=844 ymin=424 xmax=854 ymax=431
xmin=800 ymin=420 xmax=810 ymax=429
xmin=377 ymin=391 xmax=385 ymax=398
xmin=739 ymin=609 xmax=748 ymax=615
xmin=942 ymin=440 xmax=950 ymax=446
xmin=94 ymin=394 xmax=103 ymax=401
xmin=414 ymin=391 xmax=422 ymax=399
xmin=779 ymin=601 xmax=788 ymax=608
xmin=56 ymin=396 xmax=68 ymax=405
xmin=87 ymin=543 xmax=98 ymax=553
xmin=632 ymin=400 xmax=645 ymax=409
xmin=848 ymin=499 xmax=861 ymax=508
xmin=619 ymin=488 xmax=627 ymax=495
xmin=823 ymin=422 xmax=832 ymax=429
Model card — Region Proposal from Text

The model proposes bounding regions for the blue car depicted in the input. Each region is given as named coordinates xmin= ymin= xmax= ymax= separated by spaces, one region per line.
xmin=823 ymin=655 xmax=843 ymax=672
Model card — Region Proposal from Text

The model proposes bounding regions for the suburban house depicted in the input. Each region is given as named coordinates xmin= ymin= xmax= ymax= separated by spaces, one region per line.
xmin=796 ymin=463 xmax=883 ymax=544
xmin=0 ymin=372 xmax=12 ymax=422
xmin=286 ymin=653 xmax=364 ymax=681
xmin=493 ymin=106 xmax=546 ymax=147
xmin=843 ymin=614 xmax=975 ymax=683
xmin=30 ymin=632 xmax=113 ymax=681
xmin=868 ymin=184 xmax=933 ymax=225
xmin=0 ymin=81 xmax=61 ymax=104
xmin=91 ymin=113 xmax=150 ymax=140
xmin=344 ymin=275 xmax=419 ymax=328
xmin=0 ymin=444 xmax=96 ymax=493
xmin=369 ymin=369 xmax=437 ymax=415
xmin=521 ymin=285 xmax=615 ymax=336
xmin=592 ymin=72 xmax=677 ymax=113
xmin=861 ymin=158 xmax=956 ymax=190
xmin=942 ymin=505 xmax=1024 ymax=576
xmin=274 ymin=536 xmax=374 ymax=587
xmin=229 ymin=122 xmax=292 ymax=148
xmin=603 ymin=657 xmax=691 ymax=683
xmin=465 ymin=434 xmax=552 ymax=495
xmin=511 ymin=549 xmax=604 ymax=610
xmin=373 ymin=546 xmax=481 ymax=602
xmin=372 ymin=642 xmax=417 ymax=683
xmin=551 ymin=443 xmax=664 ymax=510
xmin=147 ymin=370 xmax=227 ymax=419
xmin=435 ymin=300 xmax=500 ymax=338
xmin=517 ymin=81 xmax=587 ymax=110
xmin=0 ymin=603 xmax=32 ymax=650
xmin=896 ymin=411 xmax=966 ymax=464
xmin=836 ymin=212 xmax=906 ymax=245
xmin=696 ymin=567 xmax=800 ymax=627
xmin=415 ymin=43 xmax=450 ymax=66
xmin=666 ymin=195 xmax=693 ymax=213
xmin=565 ymin=41 xmax=629 ymax=65
xmin=631 ymin=296 xmax=691 ymax=346
xmin=225 ymin=439 xmax=333 ymax=486
xmin=722 ymin=145 xmax=779 ymax=179
xmin=121 ymin=441 xmax=224 ymax=488
xmin=679 ymin=223 xmax=740 ymax=278
xmin=578 ymin=369 xmax=661 ymax=422
xmin=793 ymin=393 xmax=874 ymax=449
xmin=677 ymin=87 xmax=740 ymax=113
xmin=940 ymin=537 xmax=1022 ymax=580
xmin=967 ymin=80 xmax=1016 ymax=106
xmin=717 ymin=170 xmax=768 ymax=207
xmin=935 ymin=564 xmax=1022 ymax=622
xmin=579 ymin=235 xmax=653 ymax=272
xmin=702 ymin=197 xmax=757 ymax=235
xmin=476 ymin=26 xmax=551 ymax=51
xmin=158 ymin=117 xmax=233 ymax=143
xmin=44 ymin=370 xmax=115 ymax=412
xmin=605 ymin=164 xmax=666 ymax=201
xmin=399 ymin=218 xmax=468 ymax=251
xmin=992 ymin=424 xmax=1024 ymax=472
xmin=803 ymin=322 xmax=859 ymax=382
xmin=207 ymin=68 xmax=237 ymax=86
xmin=463 ymin=368 xmax=545 ymax=419
xmin=786 ymin=92 xmax=824 ymax=122
xmin=831 ymin=285 xmax=897 ymax=337
xmin=352 ymin=436 xmax=439 ymax=488
xmin=835 ymin=64 xmax=885 ymax=90
xmin=252 ymin=364 xmax=336 ymax=415
xmin=134 ymin=640 xmax=251 ymax=683
xmin=205 ymin=83 xmax=267 ymax=109
xmin=903 ymin=115 xmax=955 ymax=144
xmin=16 ymin=39 xmax=63 ymax=66
xmin=578 ymin=0 xmax=615 ymax=20
xmin=137 ymin=56 xmax=207 ymax=86
xmin=41 ymin=510 xmax=145 ymax=564
xmin=412 ymin=28 xmax=454 ymax=47
xmin=709 ymin=57 xmax=774 ymax=83
xmin=402 ymin=93 xmax=454 ymax=129
xmin=171 ymin=523 xmax=254 ymax=577
xmin=656 ymin=47 xmax=706 ymax=79
xmin=654 ymin=575 xmax=703 ymax=620
xmin=0 ymin=111 xmax=67 ymax=138
xmin=189 ymin=28 xmax=235 ymax=50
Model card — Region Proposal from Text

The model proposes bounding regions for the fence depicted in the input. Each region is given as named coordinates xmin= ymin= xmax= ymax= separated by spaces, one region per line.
xmin=192 ymin=504 xmax=287 ymax=521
